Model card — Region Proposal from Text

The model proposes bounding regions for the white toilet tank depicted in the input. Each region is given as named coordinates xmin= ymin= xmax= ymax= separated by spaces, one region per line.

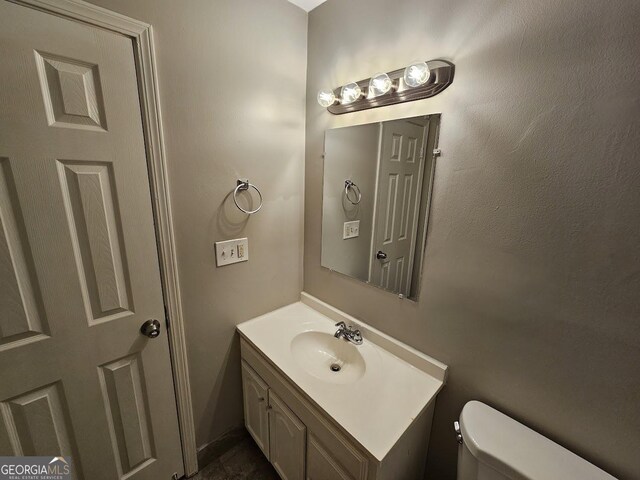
xmin=456 ymin=401 xmax=616 ymax=480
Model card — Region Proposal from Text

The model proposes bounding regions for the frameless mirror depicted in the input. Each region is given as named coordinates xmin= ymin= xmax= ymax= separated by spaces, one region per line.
xmin=321 ymin=114 xmax=440 ymax=300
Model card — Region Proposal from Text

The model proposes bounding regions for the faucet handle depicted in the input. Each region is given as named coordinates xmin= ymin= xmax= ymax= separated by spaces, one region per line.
xmin=335 ymin=321 xmax=346 ymax=328
xmin=349 ymin=328 xmax=363 ymax=345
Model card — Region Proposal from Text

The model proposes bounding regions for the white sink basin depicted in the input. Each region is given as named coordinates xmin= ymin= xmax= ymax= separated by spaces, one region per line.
xmin=290 ymin=331 xmax=366 ymax=384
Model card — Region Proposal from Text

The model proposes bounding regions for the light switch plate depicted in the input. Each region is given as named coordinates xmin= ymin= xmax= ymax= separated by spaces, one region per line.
xmin=215 ymin=238 xmax=249 ymax=266
xmin=343 ymin=220 xmax=360 ymax=239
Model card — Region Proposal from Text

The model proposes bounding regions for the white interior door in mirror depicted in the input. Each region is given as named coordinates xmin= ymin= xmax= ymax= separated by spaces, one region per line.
xmin=370 ymin=118 xmax=427 ymax=297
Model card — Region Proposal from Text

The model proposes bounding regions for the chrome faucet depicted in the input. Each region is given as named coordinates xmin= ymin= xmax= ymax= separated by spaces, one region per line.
xmin=334 ymin=321 xmax=363 ymax=345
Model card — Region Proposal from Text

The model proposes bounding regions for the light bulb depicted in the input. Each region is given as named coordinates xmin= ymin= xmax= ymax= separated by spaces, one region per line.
xmin=403 ymin=61 xmax=430 ymax=88
xmin=368 ymin=73 xmax=392 ymax=97
xmin=317 ymin=88 xmax=336 ymax=107
xmin=340 ymin=82 xmax=362 ymax=104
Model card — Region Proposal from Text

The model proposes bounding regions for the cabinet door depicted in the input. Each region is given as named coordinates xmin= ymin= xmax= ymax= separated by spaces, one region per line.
xmin=269 ymin=390 xmax=306 ymax=480
xmin=306 ymin=434 xmax=354 ymax=480
xmin=241 ymin=361 xmax=270 ymax=458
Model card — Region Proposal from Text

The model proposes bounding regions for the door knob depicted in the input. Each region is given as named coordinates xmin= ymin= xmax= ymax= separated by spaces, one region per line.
xmin=140 ymin=319 xmax=161 ymax=338
xmin=376 ymin=250 xmax=388 ymax=260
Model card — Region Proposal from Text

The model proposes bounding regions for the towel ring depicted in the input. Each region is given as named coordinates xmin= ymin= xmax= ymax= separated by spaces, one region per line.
xmin=344 ymin=180 xmax=361 ymax=205
xmin=233 ymin=179 xmax=263 ymax=214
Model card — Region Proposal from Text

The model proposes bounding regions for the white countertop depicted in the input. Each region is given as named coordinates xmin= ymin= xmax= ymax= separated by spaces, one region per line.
xmin=236 ymin=295 xmax=447 ymax=461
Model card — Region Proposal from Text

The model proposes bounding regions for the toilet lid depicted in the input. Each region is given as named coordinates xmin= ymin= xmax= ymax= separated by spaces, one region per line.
xmin=459 ymin=401 xmax=617 ymax=480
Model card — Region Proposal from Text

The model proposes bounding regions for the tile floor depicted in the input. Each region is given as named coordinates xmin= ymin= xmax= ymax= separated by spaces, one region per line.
xmin=192 ymin=430 xmax=279 ymax=480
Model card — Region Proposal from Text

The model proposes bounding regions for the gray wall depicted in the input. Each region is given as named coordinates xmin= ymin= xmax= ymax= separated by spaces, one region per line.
xmin=305 ymin=1 xmax=640 ymax=479
xmin=322 ymin=123 xmax=379 ymax=280
xmin=87 ymin=0 xmax=307 ymax=449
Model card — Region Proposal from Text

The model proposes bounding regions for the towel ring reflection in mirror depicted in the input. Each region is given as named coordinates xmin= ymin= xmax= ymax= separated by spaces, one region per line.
xmin=344 ymin=180 xmax=362 ymax=205
xmin=233 ymin=179 xmax=263 ymax=214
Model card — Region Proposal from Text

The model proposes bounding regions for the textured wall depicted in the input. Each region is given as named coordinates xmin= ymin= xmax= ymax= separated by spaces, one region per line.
xmin=305 ymin=1 xmax=640 ymax=478
xmin=87 ymin=0 xmax=307 ymax=448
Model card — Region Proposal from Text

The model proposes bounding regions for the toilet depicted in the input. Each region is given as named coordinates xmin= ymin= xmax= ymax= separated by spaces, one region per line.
xmin=456 ymin=401 xmax=616 ymax=480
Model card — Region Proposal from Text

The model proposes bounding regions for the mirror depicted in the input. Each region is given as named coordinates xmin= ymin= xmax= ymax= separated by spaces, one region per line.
xmin=321 ymin=114 xmax=440 ymax=300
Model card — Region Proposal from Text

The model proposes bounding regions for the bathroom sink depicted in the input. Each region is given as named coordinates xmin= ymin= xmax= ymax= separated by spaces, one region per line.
xmin=290 ymin=331 xmax=366 ymax=384
xmin=237 ymin=297 xmax=448 ymax=462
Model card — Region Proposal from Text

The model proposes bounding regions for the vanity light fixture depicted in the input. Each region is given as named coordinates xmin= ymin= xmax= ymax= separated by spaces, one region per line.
xmin=317 ymin=88 xmax=337 ymax=107
xmin=368 ymin=72 xmax=393 ymax=98
xmin=340 ymin=82 xmax=364 ymax=104
xmin=403 ymin=61 xmax=430 ymax=87
xmin=317 ymin=59 xmax=454 ymax=114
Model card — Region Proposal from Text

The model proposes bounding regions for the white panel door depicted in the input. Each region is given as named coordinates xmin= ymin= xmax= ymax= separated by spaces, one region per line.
xmin=371 ymin=119 xmax=426 ymax=296
xmin=268 ymin=390 xmax=306 ymax=480
xmin=0 ymin=3 xmax=183 ymax=479
xmin=241 ymin=361 xmax=270 ymax=458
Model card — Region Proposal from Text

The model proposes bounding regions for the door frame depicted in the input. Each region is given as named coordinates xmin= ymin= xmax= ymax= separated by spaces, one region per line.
xmin=7 ymin=0 xmax=198 ymax=476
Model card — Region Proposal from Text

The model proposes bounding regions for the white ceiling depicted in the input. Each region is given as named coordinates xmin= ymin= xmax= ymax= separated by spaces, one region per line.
xmin=286 ymin=0 xmax=327 ymax=12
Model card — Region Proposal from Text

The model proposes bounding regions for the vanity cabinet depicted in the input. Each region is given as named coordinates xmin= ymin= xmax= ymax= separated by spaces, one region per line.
xmin=241 ymin=361 xmax=269 ymax=457
xmin=241 ymin=349 xmax=369 ymax=480
xmin=307 ymin=433 xmax=354 ymax=480
xmin=268 ymin=390 xmax=306 ymax=480
xmin=238 ymin=297 xmax=447 ymax=480
xmin=243 ymin=360 xmax=307 ymax=480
